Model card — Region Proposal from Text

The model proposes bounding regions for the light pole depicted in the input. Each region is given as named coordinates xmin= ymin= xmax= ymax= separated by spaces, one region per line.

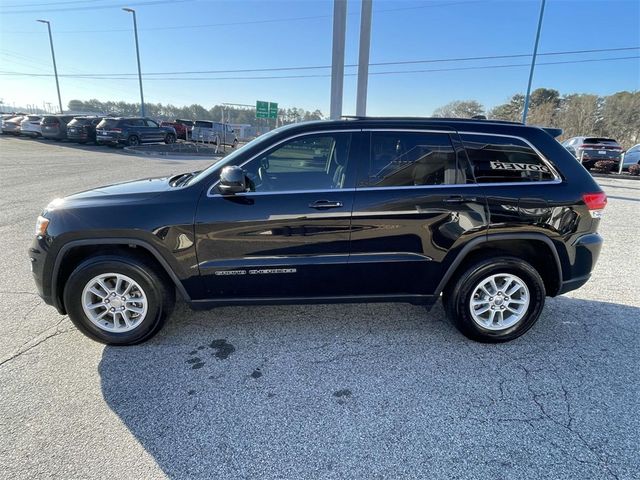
xmin=122 ymin=7 xmax=145 ymax=117
xmin=522 ymin=0 xmax=546 ymax=124
xmin=37 ymin=20 xmax=63 ymax=114
xmin=356 ymin=0 xmax=372 ymax=117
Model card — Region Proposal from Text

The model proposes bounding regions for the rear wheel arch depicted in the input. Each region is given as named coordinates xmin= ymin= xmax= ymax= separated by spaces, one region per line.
xmin=52 ymin=239 xmax=190 ymax=313
xmin=438 ymin=234 xmax=562 ymax=298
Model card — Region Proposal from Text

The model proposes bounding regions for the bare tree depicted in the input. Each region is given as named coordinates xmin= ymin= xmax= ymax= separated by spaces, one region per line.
xmin=432 ymin=100 xmax=485 ymax=118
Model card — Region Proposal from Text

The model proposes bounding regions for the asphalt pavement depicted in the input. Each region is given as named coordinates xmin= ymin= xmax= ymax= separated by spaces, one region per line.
xmin=0 ymin=135 xmax=638 ymax=479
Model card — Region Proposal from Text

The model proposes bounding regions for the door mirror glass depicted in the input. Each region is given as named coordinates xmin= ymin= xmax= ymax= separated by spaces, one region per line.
xmin=218 ymin=165 xmax=247 ymax=194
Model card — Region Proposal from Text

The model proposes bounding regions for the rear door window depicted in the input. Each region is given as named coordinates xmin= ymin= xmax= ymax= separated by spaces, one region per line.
xmin=460 ymin=133 xmax=555 ymax=183
xmin=358 ymin=131 xmax=462 ymax=187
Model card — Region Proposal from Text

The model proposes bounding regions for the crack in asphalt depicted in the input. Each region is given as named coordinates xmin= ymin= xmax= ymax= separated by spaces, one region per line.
xmin=0 ymin=317 xmax=71 ymax=368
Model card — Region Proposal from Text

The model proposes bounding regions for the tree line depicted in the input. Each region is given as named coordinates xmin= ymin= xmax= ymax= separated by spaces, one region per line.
xmin=67 ymin=99 xmax=324 ymax=127
xmin=432 ymin=89 xmax=640 ymax=148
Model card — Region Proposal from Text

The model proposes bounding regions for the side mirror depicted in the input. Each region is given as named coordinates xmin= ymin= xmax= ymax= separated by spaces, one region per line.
xmin=218 ymin=165 xmax=246 ymax=195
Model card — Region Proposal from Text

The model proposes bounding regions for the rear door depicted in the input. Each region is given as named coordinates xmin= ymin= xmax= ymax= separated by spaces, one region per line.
xmin=348 ymin=128 xmax=488 ymax=297
xmin=194 ymin=129 xmax=362 ymax=299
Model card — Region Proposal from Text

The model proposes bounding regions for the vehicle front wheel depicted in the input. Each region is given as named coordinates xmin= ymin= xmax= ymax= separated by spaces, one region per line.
xmin=164 ymin=133 xmax=176 ymax=144
xmin=443 ymin=256 xmax=545 ymax=343
xmin=127 ymin=135 xmax=140 ymax=147
xmin=63 ymin=255 xmax=175 ymax=345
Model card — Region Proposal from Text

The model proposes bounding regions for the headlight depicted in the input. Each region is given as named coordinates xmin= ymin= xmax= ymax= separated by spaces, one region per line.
xmin=35 ymin=216 xmax=49 ymax=236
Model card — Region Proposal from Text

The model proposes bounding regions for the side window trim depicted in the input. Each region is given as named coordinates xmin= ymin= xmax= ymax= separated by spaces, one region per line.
xmin=206 ymin=129 xmax=362 ymax=197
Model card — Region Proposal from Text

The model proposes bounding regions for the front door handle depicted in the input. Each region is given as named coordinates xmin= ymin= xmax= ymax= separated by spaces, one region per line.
xmin=443 ymin=195 xmax=476 ymax=204
xmin=309 ymin=200 xmax=343 ymax=210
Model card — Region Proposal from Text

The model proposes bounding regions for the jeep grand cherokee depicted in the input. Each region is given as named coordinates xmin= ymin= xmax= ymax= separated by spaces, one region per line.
xmin=29 ymin=117 xmax=606 ymax=345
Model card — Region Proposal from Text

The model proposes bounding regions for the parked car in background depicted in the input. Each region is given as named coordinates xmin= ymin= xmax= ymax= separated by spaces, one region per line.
xmin=160 ymin=119 xmax=193 ymax=141
xmin=1 ymin=115 xmax=24 ymax=135
xmin=621 ymin=144 xmax=640 ymax=170
xmin=561 ymin=136 xmax=623 ymax=169
xmin=20 ymin=115 xmax=43 ymax=137
xmin=67 ymin=116 xmax=102 ymax=144
xmin=95 ymin=117 xmax=177 ymax=146
xmin=191 ymin=120 xmax=238 ymax=147
xmin=41 ymin=115 xmax=76 ymax=141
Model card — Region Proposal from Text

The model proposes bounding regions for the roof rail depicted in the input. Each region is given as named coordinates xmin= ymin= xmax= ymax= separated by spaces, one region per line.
xmin=340 ymin=115 xmax=524 ymax=125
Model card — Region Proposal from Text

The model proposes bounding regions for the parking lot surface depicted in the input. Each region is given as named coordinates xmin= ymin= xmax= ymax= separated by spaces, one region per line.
xmin=0 ymin=136 xmax=638 ymax=479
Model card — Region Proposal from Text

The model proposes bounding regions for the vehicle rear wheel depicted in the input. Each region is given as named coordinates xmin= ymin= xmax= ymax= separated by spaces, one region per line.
xmin=127 ymin=135 xmax=140 ymax=147
xmin=164 ymin=133 xmax=176 ymax=144
xmin=64 ymin=255 xmax=175 ymax=345
xmin=443 ymin=256 xmax=545 ymax=343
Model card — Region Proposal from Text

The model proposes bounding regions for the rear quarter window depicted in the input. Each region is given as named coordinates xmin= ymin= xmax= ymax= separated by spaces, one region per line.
xmin=460 ymin=134 xmax=556 ymax=183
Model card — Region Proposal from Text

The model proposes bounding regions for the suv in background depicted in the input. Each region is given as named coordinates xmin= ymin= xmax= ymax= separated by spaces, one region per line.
xmin=20 ymin=115 xmax=43 ymax=137
xmin=160 ymin=119 xmax=193 ymax=140
xmin=29 ymin=117 xmax=606 ymax=345
xmin=67 ymin=116 xmax=102 ymax=144
xmin=41 ymin=115 xmax=76 ymax=141
xmin=1 ymin=115 xmax=24 ymax=135
xmin=621 ymin=144 xmax=640 ymax=171
xmin=192 ymin=120 xmax=238 ymax=147
xmin=562 ymin=136 xmax=623 ymax=169
xmin=95 ymin=117 xmax=177 ymax=147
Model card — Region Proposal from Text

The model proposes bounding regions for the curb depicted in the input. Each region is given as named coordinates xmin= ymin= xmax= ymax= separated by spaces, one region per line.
xmin=591 ymin=172 xmax=640 ymax=182
xmin=122 ymin=146 xmax=224 ymax=160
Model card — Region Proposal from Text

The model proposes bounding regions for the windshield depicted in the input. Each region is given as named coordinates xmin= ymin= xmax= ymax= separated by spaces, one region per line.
xmin=188 ymin=130 xmax=281 ymax=185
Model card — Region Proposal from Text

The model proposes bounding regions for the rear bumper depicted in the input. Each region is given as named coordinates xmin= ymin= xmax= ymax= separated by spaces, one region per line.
xmin=558 ymin=232 xmax=603 ymax=295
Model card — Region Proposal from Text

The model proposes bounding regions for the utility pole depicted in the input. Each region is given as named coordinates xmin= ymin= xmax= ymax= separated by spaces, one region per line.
xmin=522 ymin=0 xmax=546 ymax=124
xmin=37 ymin=20 xmax=63 ymax=114
xmin=329 ymin=0 xmax=347 ymax=119
xmin=356 ymin=0 xmax=372 ymax=117
xmin=123 ymin=8 xmax=145 ymax=117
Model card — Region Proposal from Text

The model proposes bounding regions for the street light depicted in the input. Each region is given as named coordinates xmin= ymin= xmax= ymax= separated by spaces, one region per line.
xmin=122 ymin=7 xmax=145 ymax=117
xmin=522 ymin=0 xmax=547 ymax=124
xmin=37 ymin=20 xmax=63 ymax=114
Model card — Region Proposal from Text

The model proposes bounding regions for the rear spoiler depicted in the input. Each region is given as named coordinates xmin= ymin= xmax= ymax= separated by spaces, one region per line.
xmin=542 ymin=127 xmax=563 ymax=138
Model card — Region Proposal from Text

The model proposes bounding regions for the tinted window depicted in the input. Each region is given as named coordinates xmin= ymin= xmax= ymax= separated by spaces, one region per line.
xmin=584 ymin=137 xmax=618 ymax=145
xmin=41 ymin=116 xmax=58 ymax=124
xmin=68 ymin=117 xmax=91 ymax=126
xmin=239 ymin=133 xmax=352 ymax=192
xmin=461 ymin=134 xmax=555 ymax=183
xmin=124 ymin=118 xmax=145 ymax=127
xmin=97 ymin=118 xmax=119 ymax=129
xmin=359 ymin=131 xmax=459 ymax=187
xmin=145 ymin=119 xmax=159 ymax=128
xmin=195 ymin=121 xmax=213 ymax=128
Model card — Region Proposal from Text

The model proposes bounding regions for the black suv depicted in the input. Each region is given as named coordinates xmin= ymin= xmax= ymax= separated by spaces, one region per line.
xmin=95 ymin=117 xmax=176 ymax=146
xmin=29 ymin=118 xmax=606 ymax=345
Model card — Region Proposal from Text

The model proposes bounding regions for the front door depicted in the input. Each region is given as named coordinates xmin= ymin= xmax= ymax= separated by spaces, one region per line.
xmin=195 ymin=130 xmax=360 ymax=299
xmin=348 ymin=129 xmax=489 ymax=297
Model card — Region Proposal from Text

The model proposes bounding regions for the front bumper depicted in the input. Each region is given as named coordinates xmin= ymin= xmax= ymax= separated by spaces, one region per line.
xmin=28 ymin=235 xmax=55 ymax=308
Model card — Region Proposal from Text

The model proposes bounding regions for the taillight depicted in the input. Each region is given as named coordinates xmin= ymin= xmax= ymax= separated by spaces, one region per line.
xmin=583 ymin=192 xmax=607 ymax=218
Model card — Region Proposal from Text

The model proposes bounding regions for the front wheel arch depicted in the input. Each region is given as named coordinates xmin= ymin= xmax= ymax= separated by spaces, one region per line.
xmin=52 ymin=240 xmax=191 ymax=314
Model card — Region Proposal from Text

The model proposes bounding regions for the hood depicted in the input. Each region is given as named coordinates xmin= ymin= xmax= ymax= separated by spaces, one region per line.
xmin=47 ymin=176 xmax=175 ymax=211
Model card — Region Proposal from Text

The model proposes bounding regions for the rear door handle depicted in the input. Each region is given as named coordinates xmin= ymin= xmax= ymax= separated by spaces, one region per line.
xmin=443 ymin=195 xmax=476 ymax=204
xmin=309 ymin=200 xmax=343 ymax=210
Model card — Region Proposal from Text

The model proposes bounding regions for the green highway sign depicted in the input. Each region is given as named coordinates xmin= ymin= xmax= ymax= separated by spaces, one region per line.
xmin=256 ymin=100 xmax=269 ymax=118
xmin=256 ymin=100 xmax=278 ymax=119
xmin=268 ymin=102 xmax=278 ymax=119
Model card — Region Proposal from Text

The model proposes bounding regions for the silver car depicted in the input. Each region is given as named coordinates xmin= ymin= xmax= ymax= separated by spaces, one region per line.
xmin=20 ymin=115 xmax=43 ymax=137
xmin=191 ymin=120 xmax=238 ymax=147
xmin=621 ymin=144 xmax=640 ymax=170
xmin=1 ymin=115 xmax=24 ymax=135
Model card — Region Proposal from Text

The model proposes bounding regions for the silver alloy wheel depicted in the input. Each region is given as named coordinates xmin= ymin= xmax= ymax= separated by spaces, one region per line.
xmin=469 ymin=273 xmax=530 ymax=331
xmin=82 ymin=273 xmax=148 ymax=333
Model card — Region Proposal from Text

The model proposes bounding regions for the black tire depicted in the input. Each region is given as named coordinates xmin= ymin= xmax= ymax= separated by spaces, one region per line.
xmin=63 ymin=255 xmax=175 ymax=345
xmin=164 ymin=133 xmax=176 ymax=144
xmin=127 ymin=135 xmax=140 ymax=147
xmin=443 ymin=256 xmax=545 ymax=343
